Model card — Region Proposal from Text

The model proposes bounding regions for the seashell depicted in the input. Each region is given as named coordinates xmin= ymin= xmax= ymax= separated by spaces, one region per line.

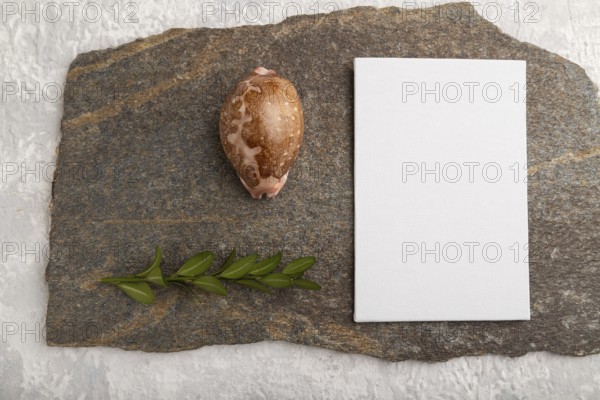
xmin=219 ymin=67 xmax=304 ymax=199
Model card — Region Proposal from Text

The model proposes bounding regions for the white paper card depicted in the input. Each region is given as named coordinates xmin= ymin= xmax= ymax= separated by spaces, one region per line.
xmin=354 ymin=58 xmax=530 ymax=322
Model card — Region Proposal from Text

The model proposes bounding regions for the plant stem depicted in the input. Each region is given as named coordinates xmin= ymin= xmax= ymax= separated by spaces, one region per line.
xmin=100 ymin=277 xmax=143 ymax=283
xmin=100 ymin=274 xmax=268 ymax=286
xmin=100 ymin=276 xmax=197 ymax=284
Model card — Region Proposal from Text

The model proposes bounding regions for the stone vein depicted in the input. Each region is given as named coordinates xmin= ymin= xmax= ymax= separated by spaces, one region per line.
xmin=62 ymin=35 xmax=228 ymax=130
xmin=102 ymin=217 xmax=218 ymax=225
xmin=67 ymin=28 xmax=191 ymax=81
xmin=528 ymin=144 xmax=600 ymax=175
xmin=95 ymin=296 xmax=178 ymax=346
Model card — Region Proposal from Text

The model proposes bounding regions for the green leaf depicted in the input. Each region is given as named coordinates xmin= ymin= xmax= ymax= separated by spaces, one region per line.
xmin=176 ymin=251 xmax=214 ymax=277
xmin=218 ymin=253 xmax=258 ymax=279
xmin=235 ymin=279 xmax=272 ymax=294
xmin=292 ymin=278 xmax=321 ymax=290
xmin=136 ymin=246 xmax=162 ymax=276
xmin=136 ymin=246 xmax=167 ymax=287
xmin=116 ymin=282 xmax=155 ymax=304
xmin=282 ymin=256 xmax=316 ymax=275
xmin=192 ymin=276 xmax=227 ymax=296
xmin=212 ymin=249 xmax=236 ymax=276
xmin=259 ymin=273 xmax=292 ymax=288
xmin=249 ymin=252 xmax=282 ymax=276
xmin=144 ymin=269 xmax=168 ymax=287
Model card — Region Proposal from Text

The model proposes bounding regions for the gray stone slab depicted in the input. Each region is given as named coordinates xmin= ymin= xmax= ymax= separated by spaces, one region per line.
xmin=46 ymin=4 xmax=600 ymax=361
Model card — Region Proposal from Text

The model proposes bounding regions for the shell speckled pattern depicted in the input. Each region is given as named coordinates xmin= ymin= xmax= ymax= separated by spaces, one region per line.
xmin=219 ymin=67 xmax=304 ymax=199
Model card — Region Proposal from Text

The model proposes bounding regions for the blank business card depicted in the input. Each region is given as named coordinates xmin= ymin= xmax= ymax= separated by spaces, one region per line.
xmin=354 ymin=58 xmax=530 ymax=322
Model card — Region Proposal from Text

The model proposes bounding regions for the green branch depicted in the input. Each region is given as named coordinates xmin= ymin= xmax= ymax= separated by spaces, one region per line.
xmin=100 ymin=246 xmax=321 ymax=305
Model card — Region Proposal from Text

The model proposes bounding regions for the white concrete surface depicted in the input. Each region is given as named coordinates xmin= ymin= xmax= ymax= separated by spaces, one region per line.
xmin=1 ymin=1 xmax=599 ymax=398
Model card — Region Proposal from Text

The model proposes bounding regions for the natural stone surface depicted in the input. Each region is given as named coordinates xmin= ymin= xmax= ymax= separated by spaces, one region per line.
xmin=46 ymin=3 xmax=600 ymax=361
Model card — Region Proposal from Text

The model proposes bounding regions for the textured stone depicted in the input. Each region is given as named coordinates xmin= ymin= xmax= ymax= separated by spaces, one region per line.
xmin=46 ymin=4 xmax=600 ymax=361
